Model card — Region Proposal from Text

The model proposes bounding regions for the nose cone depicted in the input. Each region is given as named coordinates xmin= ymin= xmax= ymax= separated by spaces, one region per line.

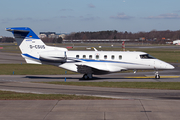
xmin=165 ymin=63 xmax=174 ymax=69
xmin=155 ymin=60 xmax=175 ymax=69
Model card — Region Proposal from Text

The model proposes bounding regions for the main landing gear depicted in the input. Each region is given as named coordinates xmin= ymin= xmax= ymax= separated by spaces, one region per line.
xmin=83 ymin=74 xmax=93 ymax=80
xmin=155 ymin=71 xmax=160 ymax=79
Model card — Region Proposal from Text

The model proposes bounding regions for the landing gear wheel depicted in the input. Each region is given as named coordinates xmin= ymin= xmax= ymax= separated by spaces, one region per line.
xmin=154 ymin=70 xmax=160 ymax=79
xmin=83 ymin=74 xmax=89 ymax=80
xmin=82 ymin=74 xmax=93 ymax=80
xmin=155 ymin=74 xmax=160 ymax=79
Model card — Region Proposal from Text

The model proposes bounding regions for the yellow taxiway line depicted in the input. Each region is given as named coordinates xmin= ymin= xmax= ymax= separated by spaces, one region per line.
xmin=125 ymin=76 xmax=180 ymax=79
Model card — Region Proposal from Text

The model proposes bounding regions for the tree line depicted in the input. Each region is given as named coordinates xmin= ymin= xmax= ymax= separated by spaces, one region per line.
xmin=65 ymin=30 xmax=180 ymax=40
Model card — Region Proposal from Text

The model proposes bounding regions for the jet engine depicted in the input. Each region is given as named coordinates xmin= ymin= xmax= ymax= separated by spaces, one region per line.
xmin=39 ymin=50 xmax=67 ymax=63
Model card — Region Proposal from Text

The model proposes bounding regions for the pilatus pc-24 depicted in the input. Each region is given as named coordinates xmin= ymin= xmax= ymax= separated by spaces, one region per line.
xmin=6 ymin=27 xmax=174 ymax=79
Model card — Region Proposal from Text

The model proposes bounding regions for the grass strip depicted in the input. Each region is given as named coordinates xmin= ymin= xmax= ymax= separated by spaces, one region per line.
xmin=0 ymin=91 xmax=111 ymax=100
xmin=41 ymin=82 xmax=180 ymax=90
xmin=0 ymin=64 xmax=78 ymax=75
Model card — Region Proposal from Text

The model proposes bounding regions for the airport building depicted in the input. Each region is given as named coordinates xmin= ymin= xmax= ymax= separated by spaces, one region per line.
xmin=38 ymin=32 xmax=66 ymax=39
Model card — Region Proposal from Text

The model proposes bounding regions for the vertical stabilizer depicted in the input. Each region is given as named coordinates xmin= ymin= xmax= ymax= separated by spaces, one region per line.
xmin=6 ymin=27 xmax=46 ymax=64
xmin=6 ymin=27 xmax=67 ymax=64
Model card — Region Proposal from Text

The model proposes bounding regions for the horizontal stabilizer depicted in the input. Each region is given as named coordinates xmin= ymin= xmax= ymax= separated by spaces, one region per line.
xmin=6 ymin=27 xmax=39 ymax=39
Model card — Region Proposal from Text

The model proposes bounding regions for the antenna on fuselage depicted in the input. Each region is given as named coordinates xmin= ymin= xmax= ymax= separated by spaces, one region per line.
xmin=92 ymin=47 xmax=98 ymax=51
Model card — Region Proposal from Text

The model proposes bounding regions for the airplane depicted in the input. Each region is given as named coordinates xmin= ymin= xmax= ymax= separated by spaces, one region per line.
xmin=6 ymin=27 xmax=174 ymax=79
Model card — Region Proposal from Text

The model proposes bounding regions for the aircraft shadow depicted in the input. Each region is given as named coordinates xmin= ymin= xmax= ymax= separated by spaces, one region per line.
xmin=25 ymin=76 xmax=76 ymax=80
xmin=78 ymin=77 xmax=157 ymax=81
xmin=25 ymin=75 xmax=156 ymax=81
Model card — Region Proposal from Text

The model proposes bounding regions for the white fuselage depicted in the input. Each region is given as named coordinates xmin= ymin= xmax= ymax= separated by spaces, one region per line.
xmin=58 ymin=51 xmax=174 ymax=74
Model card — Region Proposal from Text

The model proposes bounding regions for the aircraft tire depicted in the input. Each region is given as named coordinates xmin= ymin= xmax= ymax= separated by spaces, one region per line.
xmin=155 ymin=74 xmax=160 ymax=79
xmin=83 ymin=74 xmax=89 ymax=80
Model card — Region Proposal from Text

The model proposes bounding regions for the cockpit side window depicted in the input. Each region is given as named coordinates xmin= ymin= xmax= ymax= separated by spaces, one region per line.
xmin=140 ymin=54 xmax=156 ymax=59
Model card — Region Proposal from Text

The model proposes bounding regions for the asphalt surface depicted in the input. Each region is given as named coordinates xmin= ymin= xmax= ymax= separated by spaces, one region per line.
xmin=1 ymin=81 xmax=180 ymax=100
xmin=0 ymin=52 xmax=25 ymax=64
xmin=1 ymin=79 xmax=180 ymax=120
xmin=0 ymin=72 xmax=180 ymax=83
xmin=1 ymin=100 xmax=180 ymax=120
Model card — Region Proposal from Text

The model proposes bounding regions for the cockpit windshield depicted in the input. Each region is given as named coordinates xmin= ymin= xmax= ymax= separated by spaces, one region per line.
xmin=140 ymin=54 xmax=156 ymax=59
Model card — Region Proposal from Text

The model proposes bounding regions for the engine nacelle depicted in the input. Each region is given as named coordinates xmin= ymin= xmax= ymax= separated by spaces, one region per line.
xmin=39 ymin=50 xmax=67 ymax=63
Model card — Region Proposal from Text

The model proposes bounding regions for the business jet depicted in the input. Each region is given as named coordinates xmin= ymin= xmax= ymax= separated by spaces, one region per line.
xmin=6 ymin=27 xmax=174 ymax=79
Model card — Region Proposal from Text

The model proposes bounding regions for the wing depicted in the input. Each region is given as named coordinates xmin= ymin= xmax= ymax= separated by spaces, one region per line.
xmin=76 ymin=62 xmax=127 ymax=75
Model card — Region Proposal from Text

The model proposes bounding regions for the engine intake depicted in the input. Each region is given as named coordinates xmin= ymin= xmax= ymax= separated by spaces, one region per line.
xmin=39 ymin=50 xmax=67 ymax=63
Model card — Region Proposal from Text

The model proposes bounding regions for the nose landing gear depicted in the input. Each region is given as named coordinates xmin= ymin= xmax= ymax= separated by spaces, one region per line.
xmin=155 ymin=71 xmax=160 ymax=79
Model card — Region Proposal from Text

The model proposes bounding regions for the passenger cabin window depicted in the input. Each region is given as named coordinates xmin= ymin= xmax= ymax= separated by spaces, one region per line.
xmin=89 ymin=55 xmax=92 ymax=59
xmin=104 ymin=55 xmax=107 ymax=59
xmin=76 ymin=55 xmax=79 ymax=59
xmin=83 ymin=55 xmax=86 ymax=58
xmin=140 ymin=54 xmax=156 ymax=59
xmin=119 ymin=55 xmax=122 ymax=60
xmin=96 ymin=55 xmax=99 ymax=59
xmin=111 ymin=55 xmax=115 ymax=60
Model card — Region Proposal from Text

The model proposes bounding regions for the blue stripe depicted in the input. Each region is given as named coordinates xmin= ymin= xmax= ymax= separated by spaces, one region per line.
xmin=79 ymin=59 xmax=138 ymax=65
xmin=22 ymin=54 xmax=40 ymax=60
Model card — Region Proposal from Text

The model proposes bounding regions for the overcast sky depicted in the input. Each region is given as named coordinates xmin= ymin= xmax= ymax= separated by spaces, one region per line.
xmin=1 ymin=0 xmax=180 ymax=36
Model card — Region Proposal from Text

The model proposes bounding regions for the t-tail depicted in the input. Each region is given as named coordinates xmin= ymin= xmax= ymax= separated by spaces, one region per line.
xmin=6 ymin=27 xmax=67 ymax=64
